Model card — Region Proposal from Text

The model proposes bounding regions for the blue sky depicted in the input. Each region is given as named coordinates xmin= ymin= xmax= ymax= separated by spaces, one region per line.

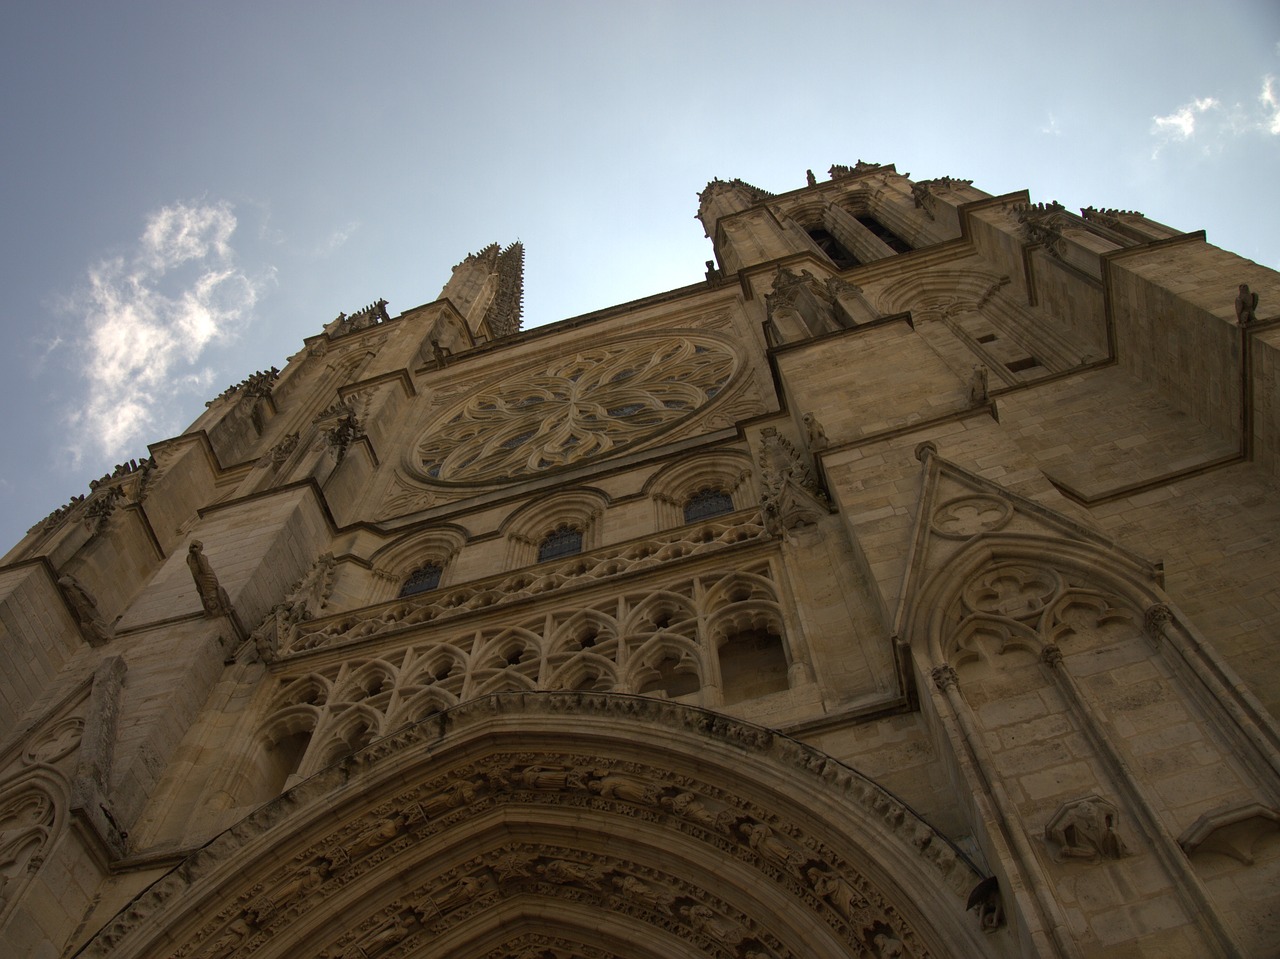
xmin=2 ymin=1 xmax=1278 ymax=552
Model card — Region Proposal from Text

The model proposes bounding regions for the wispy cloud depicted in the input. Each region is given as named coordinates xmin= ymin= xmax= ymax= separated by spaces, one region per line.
xmin=61 ymin=201 xmax=272 ymax=464
xmin=1152 ymin=96 xmax=1219 ymax=143
xmin=1262 ymin=75 xmax=1280 ymax=135
xmin=1039 ymin=113 xmax=1062 ymax=136
xmin=314 ymin=221 xmax=360 ymax=257
xmin=1151 ymin=76 xmax=1280 ymax=157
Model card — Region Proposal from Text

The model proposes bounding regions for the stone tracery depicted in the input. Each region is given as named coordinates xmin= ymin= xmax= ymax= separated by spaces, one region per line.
xmin=412 ymin=336 xmax=737 ymax=484
xmin=260 ymin=563 xmax=794 ymax=778
xmin=281 ymin=513 xmax=770 ymax=657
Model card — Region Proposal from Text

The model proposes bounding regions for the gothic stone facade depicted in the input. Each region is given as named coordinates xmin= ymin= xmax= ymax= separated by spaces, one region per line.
xmin=3 ymin=165 xmax=1280 ymax=958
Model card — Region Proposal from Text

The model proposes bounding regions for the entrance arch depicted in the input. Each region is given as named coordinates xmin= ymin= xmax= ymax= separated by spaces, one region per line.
xmin=78 ymin=693 xmax=988 ymax=958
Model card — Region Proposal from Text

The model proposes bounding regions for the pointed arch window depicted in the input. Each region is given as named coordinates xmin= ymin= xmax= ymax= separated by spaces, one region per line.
xmin=538 ymin=525 xmax=583 ymax=562
xmin=855 ymin=215 xmax=912 ymax=254
xmin=683 ymin=487 xmax=734 ymax=523
xmin=399 ymin=562 xmax=443 ymax=598
xmin=806 ymin=226 xmax=858 ymax=268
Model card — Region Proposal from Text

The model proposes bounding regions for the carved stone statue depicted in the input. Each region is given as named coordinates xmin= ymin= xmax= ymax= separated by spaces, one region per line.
xmin=873 ymin=931 xmax=906 ymax=958
xmin=256 ymin=431 xmax=299 ymax=470
xmin=807 ymin=866 xmax=867 ymax=920
xmin=317 ymin=411 xmax=363 ymax=464
xmin=968 ymin=365 xmax=990 ymax=405
xmin=431 ymin=338 xmax=451 ymax=369
xmin=535 ymin=858 xmax=603 ymax=889
xmin=57 ymin=573 xmax=112 ymax=646
xmin=1236 ymin=283 xmax=1259 ymax=326
xmin=802 ymin=412 xmax=829 ymax=451
xmin=187 ymin=541 xmax=231 ymax=617
xmin=757 ymin=427 xmax=831 ymax=535
xmin=806 ymin=169 xmax=817 ymax=187
xmin=1046 ymin=796 xmax=1128 ymax=862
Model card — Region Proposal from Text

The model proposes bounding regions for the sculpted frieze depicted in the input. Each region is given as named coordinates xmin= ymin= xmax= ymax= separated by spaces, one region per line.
xmin=81 ymin=695 xmax=975 ymax=959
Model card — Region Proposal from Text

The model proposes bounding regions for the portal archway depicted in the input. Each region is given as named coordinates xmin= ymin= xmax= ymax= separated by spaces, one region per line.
xmin=78 ymin=693 xmax=988 ymax=959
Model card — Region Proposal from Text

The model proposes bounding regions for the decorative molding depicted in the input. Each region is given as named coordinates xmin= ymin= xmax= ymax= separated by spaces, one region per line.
xmin=323 ymin=299 xmax=391 ymax=339
xmin=756 ymin=427 xmax=830 ymax=536
xmin=207 ymin=367 xmax=280 ymax=407
xmin=78 ymin=692 xmax=979 ymax=959
xmin=250 ymin=554 xmax=337 ymax=663
xmin=1179 ymin=802 xmax=1280 ymax=865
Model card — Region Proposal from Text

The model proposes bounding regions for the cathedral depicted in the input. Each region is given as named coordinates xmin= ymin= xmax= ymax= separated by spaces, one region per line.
xmin=3 ymin=162 xmax=1280 ymax=958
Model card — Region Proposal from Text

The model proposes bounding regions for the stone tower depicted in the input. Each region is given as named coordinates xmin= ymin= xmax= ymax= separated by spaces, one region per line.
xmin=3 ymin=162 xmax=1280 ymax=958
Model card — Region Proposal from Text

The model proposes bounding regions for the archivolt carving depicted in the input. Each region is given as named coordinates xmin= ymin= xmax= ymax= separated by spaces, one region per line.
xmin=262 ymin=565 xmax=790 ymax=775
xmin=410 ymin=334 xmax=738 ymax=485
xmin=873 ymin=269 xmax=1009 ymax=322
xmin=0 ymin=773 xmax=64 ymax=920
xmin=281 ymin=513 xmax=770 ymax=656
xmin=88 ymin=695 xmax=982 ymax=959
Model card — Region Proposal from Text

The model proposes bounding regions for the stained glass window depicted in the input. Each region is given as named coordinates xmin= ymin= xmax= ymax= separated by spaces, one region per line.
xmin=538 ymin=525 xmax=583 ymax=562
xmin=683 ymin=488 xmax=734 ymax=523
xmin=399 ymin=563 xmax=443 ymax=597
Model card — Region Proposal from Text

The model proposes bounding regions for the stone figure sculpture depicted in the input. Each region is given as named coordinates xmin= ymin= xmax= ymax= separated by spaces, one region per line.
xmin=187 ymin=541 xmax=231 ymax=617
xmin=1045 ymin=796 xmax=1128 ymax=862
xmin=968 ymin=365 xmax=990 ymax=405
xmin=57 ymin=573 xmax=113 ymax=646
xmin=803 ymin=412 xmax=829 ymax=451
xmin=1235 ymin=283 xmax=1259 ymax=326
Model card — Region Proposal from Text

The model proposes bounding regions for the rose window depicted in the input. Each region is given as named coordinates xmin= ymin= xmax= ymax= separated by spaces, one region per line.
xmin=414 ymin=336 xmax=736 ymax=484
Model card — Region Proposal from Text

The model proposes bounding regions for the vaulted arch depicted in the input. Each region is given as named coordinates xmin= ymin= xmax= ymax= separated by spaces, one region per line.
xmin=79 ymin=693 xmax=987 ymax=959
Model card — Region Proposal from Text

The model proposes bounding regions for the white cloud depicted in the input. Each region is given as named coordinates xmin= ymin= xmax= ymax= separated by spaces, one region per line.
xmin=1151 ymin=78 xmax=1280 ymax=157
xmin=1152 ymin=96 xmax=1218 ymax=142
xmin=314 ymin=221 xmax=360 ymax=257
xmin=1261 ymin=75 xmax=1280 ymax=135
xmin=141 ymin=202 xmax=236 ymax=270
xmin=1039 ymin=113 xmax=1062 ymax=136
xmin=62 ymin=201 xmax=271 ymax=464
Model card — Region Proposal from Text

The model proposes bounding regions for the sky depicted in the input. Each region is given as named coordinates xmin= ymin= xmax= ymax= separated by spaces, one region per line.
xmin=1 ymin=1 xmax=1278 ymax=552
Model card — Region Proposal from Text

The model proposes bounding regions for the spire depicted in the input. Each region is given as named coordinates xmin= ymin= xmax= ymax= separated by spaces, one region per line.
xmin=696 ymin=178 xmax=774 ymax=237
xmin=439 ymin=241 xmax=524 ymax=340
xmin=482 ymin=241 xmax=524 ymax=338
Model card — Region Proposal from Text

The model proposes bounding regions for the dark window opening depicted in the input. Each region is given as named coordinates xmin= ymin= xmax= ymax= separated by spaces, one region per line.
xmin=538 ymin=525 xmax=583 ymax=562
xmin=1006 ymin=356 xmax=1040 ymax=373
xmin=400 ymin=563 xmax=443 ymax=597
xmin=683 ymin=487 xmax=734 ymax=523
xmin=259 ymin=729 xmax=311 ymax=800
xmin=807 ymin=228 xmax=858 ymax=269
xmin=856 ymin=216 xmax=912 ymax=254
xmin=976 ymin=333 xmax=998 ymax=344
xmin=720 ymin=628 xmax=789 ymax=704
xmin=638 ymin=655 xmax=700 ymax=699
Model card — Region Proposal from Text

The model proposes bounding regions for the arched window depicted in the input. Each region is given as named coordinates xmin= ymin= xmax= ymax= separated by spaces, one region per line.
xmin=538 ymin=525 xmax=583 ymax=562
xmin=399 ymin=563 xmax=443 ymax=598
xmin=683 ymin=487 xmax=734 ymax=523
xmin=855 ymin=214 xmax=912 ymax=254
xmin=806 ymin=226 xmax=858 ymax=268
